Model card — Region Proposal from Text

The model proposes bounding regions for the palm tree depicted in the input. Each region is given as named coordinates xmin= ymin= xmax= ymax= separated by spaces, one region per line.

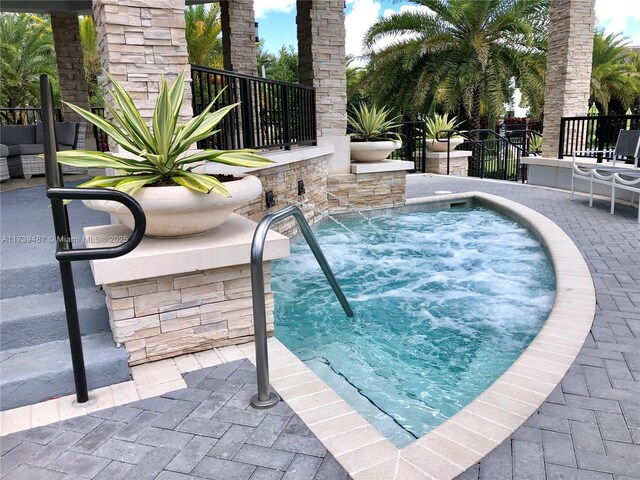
xmin=185 ymin=4 xmax=223 ymax=69
xmin=590 ymin=30 xmax=640 ymax=114
xmin=364 ymin=0 xmax=548 ymax=130
xmin=346 ymin=55 xmax=368 ymax=109
xmin=79 ymin=15 xmax=103 ymax=107
xmin=0 ymin=13 xmax=58 ymax=109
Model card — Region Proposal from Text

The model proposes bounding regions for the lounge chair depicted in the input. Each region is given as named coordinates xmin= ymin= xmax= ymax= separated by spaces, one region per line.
xmin=572 ymin=129 xmax=640 ymax=223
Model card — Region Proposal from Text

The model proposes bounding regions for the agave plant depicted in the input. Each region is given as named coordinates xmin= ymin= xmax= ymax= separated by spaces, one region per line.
xmin=423 ymin=113 xmax=463 ymax=140
xmin=348 ymin=103 xmax=401 ymax=142
xmin=56 ymin=69 xmax=273 ymax=196
xmin=527 ymin=132 xmax=543 ymax=154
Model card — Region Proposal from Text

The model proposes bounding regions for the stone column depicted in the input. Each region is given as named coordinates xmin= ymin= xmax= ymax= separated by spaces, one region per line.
xmin=92 ymin=0 xmax=192 ymax=130
xmin=50 ymin=12 xmax=92 ymax=131
xmin=220 ymin=0 xmax=258 ymax=75
xmin=297 ymin=0 xmax=349 ymax=173
xmin=541 ymin=0 xmax=596 ymax=158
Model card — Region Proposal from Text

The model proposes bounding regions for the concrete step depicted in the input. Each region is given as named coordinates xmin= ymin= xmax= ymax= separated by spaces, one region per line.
xmin=0 ymin=288 xmax=110 ymax=350
xmin=0 ymin=332 xmax=130 ymax=411
xmin=0 ymin=262 xmax=96 ymax=299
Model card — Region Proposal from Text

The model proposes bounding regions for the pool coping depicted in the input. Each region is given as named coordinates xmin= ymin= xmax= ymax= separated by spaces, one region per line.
xmin=239 ymin=191 xmax=596 ymax=480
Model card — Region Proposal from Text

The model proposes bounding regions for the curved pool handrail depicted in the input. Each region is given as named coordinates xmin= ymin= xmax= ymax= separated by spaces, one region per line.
xmin=250 ymin=204 xmax=353 ymax=409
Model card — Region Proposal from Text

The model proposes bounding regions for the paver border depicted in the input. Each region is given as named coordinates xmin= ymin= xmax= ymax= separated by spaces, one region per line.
xmin=238 ymin=191 xmax=596 ymax=479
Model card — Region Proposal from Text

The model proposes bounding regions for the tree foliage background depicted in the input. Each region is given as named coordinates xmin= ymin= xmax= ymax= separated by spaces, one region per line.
xmin=2 ymin=1 xmax=640 ymax=128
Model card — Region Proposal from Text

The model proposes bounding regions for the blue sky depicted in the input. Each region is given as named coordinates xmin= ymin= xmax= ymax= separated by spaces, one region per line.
xmin=255 ymin=0 xmax=640 ymax=56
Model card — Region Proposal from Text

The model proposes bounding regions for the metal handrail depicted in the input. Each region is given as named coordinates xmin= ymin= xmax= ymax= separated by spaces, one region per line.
xmin=47 ymin=188 xmax=146 ymax=262
xmin=249 ymin=205 xmax=353 ymax=409
xmin=40 ymin=74 xmax=147 ymax=403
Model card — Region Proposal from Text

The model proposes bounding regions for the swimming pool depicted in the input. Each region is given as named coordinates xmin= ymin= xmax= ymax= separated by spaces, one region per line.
xmin=272 ymin=205 xmax=556 ymax=447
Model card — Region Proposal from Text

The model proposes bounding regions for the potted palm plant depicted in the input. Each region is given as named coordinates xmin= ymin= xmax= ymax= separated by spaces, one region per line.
xmin=424 ymin=113 xmax=465 ymax=152
xmin=56 ymin=70 xmax=274 ymax=238
xmin=348 ymin=103 xmax=402 ymax=162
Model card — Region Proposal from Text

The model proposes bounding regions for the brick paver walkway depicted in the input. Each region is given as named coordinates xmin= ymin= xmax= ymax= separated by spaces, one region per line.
xmin=406 ymin=175 xmax=640 ymax=480
xmin=0 ymin=360 xmax=349 ymax=480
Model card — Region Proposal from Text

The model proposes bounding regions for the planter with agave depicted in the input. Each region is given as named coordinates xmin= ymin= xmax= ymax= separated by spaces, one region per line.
xmin=424 ymin=113 xmax=465 ymax=152
xmin=348 ymin=104 xmax=402 ymax=162
xmin=57 ymin=70 xmax=273 ymax=238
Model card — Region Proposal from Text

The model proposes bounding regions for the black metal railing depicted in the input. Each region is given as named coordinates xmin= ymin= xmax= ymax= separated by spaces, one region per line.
xmin=90 ymin=107 xmax=110 ymax=152
xmin=454 ymin=129 xmax=530 ymax=182
xmin=389 ymin=120 xmax=427 ymax=172
xmin=190 ymin=65 xmax=317 ymax=150
xmin=0 ymin=107 xmax=63 ymax=125
xmin=559 ymin=114 xmax=640 ymax=160
xmin=40 ymin=74 xmax=146 ymax=404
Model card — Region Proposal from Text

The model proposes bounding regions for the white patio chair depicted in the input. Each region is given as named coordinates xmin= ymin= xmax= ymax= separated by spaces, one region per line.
xmin=572 ymin=129 xmax=640 ymax=223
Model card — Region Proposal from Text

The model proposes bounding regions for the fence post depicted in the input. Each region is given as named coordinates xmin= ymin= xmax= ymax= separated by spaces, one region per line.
xmin=240 ymin=77 xmax=255 ymax=149
xmin=558 ymin=117 xmax=566 ymax=159
xmin=281 ymin=84 xmax=291 ymax=151
xmin=596 ymin=118 xmax=605 ymax=164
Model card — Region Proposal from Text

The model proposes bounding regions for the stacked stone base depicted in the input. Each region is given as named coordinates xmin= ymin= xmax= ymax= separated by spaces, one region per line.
xmin=327 ymin=171 xmax=406 ymax=213
xmin=235 ymin=155 xmax=329 ymax=237
xmin=103 ymin=264 xmax=274 ymax=365
xmin=424 ymin=152 xmax=470 ymax=176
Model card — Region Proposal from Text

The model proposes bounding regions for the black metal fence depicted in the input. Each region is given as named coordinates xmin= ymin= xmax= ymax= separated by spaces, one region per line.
xmin=389 ymin=120 xmax=427 ymax=172
xmin=559 ymin=114 xmax=640 ymax=159
xmin=461 ymin=130 xmax=529 ymax=182
xmin=0 ymin=107 xmax=63 ymax=125
xmin=388 ymin=121 xmax=531 ymax=181
xmin=190 ymin=65 xmax=317 ymax=151
xmin=90 ymin=107 xmax=109 ymax=152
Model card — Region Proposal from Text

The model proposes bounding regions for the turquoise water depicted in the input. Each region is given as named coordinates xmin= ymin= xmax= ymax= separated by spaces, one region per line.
xmin=272 ymin=206 xmax=555 ymax=447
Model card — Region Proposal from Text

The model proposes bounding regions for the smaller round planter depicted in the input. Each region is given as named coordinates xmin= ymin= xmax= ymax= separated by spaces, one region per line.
xmin=426 ymin=137 xmax=465 ymax=152
xmin=83 ymin=175 xmax=262 ymax=238
xmin=350 ymin=140 xmax=401 ymax=162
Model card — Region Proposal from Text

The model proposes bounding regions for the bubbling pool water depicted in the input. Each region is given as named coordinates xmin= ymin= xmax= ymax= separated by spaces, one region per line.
xmin=272 ymin=206 xmax=555 ymax=447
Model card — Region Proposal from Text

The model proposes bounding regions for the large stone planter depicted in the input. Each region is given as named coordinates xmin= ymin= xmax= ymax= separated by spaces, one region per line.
xmin=425 ymin=137 xmax=465 ymax=152
xmin=350 ymin=140 xmax=401 ymax=162
xmin=84 ymin=175 xmax=262 ymax=238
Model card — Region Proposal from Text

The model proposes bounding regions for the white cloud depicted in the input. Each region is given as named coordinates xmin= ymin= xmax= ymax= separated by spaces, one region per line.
xmin=253 ymin=0 xmax=295 ymax=19
xmin=594 ymin=0 xmax=640 ymax=44
xmin=345 ymin=1 xmax=433 ymax=66
xmin=345 ymin=0 xmax=382 ymax=63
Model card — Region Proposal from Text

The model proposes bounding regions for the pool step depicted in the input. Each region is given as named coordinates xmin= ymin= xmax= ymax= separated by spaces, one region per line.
xmin=0 ymin=332 xmax=130 ymax=411
xmin=0 ymin=288 xmax=110 ymax=350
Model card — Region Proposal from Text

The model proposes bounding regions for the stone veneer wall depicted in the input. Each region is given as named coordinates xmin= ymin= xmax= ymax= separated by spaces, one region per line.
xmin=235 ymin=155 xmax=330 ymax=237
xmin=297 ymin=1 xmax=347 ymax=138
xmin=327 ymin=172 xmax=406 ymax=214
xmin=51 ymin=12 xmax=92 ymax=130
xmin=541 ymin=0 xmax=596 ymax=157
xmin=425 ymin=156 xmax=470 ymax=176
xmin=92 ymin=0 xmax=192 ymax=126
xmin=104 ymin=264 xmax=274 ymax=365
xmin=220 ymin=0 xmax=258 ymax=76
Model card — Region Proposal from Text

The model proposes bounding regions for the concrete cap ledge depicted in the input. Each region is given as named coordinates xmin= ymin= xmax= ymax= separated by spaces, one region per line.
xmin=201 ymin=144 xmax=335 ymax=175
xmin=350 ymin=159 xmax=414 ymax=174
xmin=83 ymin=214 xmax=290 ymax=285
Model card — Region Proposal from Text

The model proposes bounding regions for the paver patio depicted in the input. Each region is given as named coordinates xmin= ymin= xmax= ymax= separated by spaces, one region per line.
xmin=1 ymin=175 xmax=639 ymax=479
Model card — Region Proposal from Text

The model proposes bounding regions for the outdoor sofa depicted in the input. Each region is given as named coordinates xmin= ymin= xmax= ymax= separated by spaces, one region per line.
xmin=0 ymin=144 xmax=9 ymax=181
xmin=0 ymin=121 xmax=86 ymax=178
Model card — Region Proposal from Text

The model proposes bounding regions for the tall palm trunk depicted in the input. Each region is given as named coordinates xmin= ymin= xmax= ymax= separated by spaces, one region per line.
xmin=469 ymin=84 xmax=482 ymax=141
